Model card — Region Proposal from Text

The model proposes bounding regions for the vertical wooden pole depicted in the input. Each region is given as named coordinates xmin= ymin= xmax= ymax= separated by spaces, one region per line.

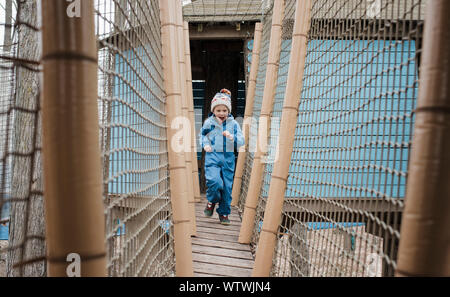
xmin=231 ymin=22 xmax=263 ymax=207
xmin=239 ymin=0 xmax=284 ymax=244
xmin=41 ymin=1 xmax=106 ymax=276
xmin=252 ymin=0 xmax=312 ymax=276
xmin=184 ymin=21 xmax=202 ymax=204
xmin=159 ymin=0 xmax=194 ymax=276
xmin=175 ymin=0 xmax=197 ymax=237
xmin=396 ymin=0 xmax=450 ymax=277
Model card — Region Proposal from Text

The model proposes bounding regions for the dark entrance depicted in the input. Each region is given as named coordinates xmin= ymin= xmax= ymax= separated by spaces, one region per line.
xmin=190 ymin=39 xmax=246 ymax=192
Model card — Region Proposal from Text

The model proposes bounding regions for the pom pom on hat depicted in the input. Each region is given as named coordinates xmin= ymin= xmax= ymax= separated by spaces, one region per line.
xmin=220 ymin=88 xmax=231 ymax=96
xmin=211 ymin=89 xmax=232 ymax=113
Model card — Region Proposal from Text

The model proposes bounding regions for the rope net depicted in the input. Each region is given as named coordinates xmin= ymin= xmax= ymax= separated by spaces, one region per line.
xmin=0 ymin=0 xmax=46 ymax=277
xmin=279 ymin=0 xmax=425 ymax=277
xmin=95 ymin=0 xmax=174 ymax=277
xmin=0 ymin=0 xmax=432 ymax=278
xmin=257 ymin=0 xmax=296 ymax=271
xmin=273 ymin=0 xmax=426 ymax=276
xmin=234 ymin=0 xmax=427 ymax=277
xmin=1 ymin=0 xmax=175 ymax=277
xmin=235 ymin=0 xmax=273 ymax=218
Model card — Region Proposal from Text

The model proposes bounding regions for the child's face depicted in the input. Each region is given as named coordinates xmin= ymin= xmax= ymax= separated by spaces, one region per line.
xmin=213 ymin=105 xmax=229 ymax=122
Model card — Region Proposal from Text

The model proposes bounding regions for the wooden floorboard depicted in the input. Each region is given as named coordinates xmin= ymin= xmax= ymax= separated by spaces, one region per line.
xmin=193 ymin=262 xmax=253 ymax=277
xmin=197 ymin=226 xmax=240 ymax=236
xmin=192 ymin=197 xmax=254 ymax=277
xmin=192 ymin=244 xmax=253 ymax=260
xmin=194 ymin=272 xmax=221 ymax=277
xmin=196 ymin=214 xmax=241 ymax=223
xmin=193 ymin=253 xmax=254 ymax=269
xmin=196 ymin=220 xmax=241 ymax=231
xmin=191 ymin=237 xmax=251 ymax=251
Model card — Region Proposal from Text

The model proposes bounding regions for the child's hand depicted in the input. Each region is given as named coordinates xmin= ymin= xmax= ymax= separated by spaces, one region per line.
xmin=204 ymin=145 xmax=212 ymax=152
xmin=222 ymin=131 xmax=234 ymax=141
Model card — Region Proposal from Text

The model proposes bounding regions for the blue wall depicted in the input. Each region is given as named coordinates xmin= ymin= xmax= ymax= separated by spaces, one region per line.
xmin=108 ymin=49 xmax=163 ymax=196
xmin=0 ymin=224 xmax=8 ymax=240
xmin=267 ymin=39 xmax=418 ymax=199
xmin=0 ymin=202 xmax=9 ymax=240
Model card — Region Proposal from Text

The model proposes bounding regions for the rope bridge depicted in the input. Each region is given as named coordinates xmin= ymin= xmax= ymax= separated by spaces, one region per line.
xmin=0 ymin=0 xmax=448 ymax=277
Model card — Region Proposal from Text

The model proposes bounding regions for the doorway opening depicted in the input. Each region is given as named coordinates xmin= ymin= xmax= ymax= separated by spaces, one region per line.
xmin=190 ymin=39 xmax=248 ymax=192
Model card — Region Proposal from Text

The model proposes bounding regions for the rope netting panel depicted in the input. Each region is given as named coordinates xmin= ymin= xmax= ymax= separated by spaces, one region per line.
xmin=0 ymin=0 xmax=432 ymax=278
xmin=252 ymin=0 xmax=297 ymax=260
xmin=95 ymin=0 xmax=174 ymax=277
xmin=0 ymin=0 xmax=46 ymax=277
xmin=266 ymin=0 xmax=426 ymax=277
xmin=0 ymin=0 xmax=174 ymax=277
xmin=235 ymin=2 xmax=273 ymax=217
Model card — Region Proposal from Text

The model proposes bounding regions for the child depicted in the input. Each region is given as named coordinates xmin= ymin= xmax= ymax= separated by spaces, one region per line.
xmin=199 ymin=89 xmax=244 ymax=225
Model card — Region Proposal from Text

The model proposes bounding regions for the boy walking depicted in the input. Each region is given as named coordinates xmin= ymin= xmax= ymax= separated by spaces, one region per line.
xmin=199 ymin=89 xmax=244 ymax=225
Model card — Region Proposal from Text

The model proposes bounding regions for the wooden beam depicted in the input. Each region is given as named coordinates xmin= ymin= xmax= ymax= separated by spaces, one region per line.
xmin=189 ymin=23 xmax=255 ymax=40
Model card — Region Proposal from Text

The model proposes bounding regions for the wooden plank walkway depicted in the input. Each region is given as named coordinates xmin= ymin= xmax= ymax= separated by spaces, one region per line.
xmin=192 ymin=197 xmax=255 ymax=277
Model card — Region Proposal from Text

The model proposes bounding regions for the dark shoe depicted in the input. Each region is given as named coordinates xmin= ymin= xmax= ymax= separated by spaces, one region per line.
xmin=204 ymin=202 xmax=215 ymax=217
xmin=219 ymin=215 xmax=231 ymax=225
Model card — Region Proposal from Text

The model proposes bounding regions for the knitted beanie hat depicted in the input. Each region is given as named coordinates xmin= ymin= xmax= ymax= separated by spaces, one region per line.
xmin=211 ymin=89 xmax=232 ymax=113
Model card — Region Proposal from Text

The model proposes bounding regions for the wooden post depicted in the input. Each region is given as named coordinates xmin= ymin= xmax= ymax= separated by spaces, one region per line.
xmin=252 ymin=0 xmax=312 ymax=276
xmin=396 ymin=0 xmax=450 ymax=277
xmin=41 ymin=1 xmax=106 ymax=276
xmin=239 ymin=0 xmax=284 ymax=244
xmin=159 ymin=0 xmax=194 ymax=276
xmin=184 ymin=21 xmax=202 ymax=204
xmin=231 ymin=23 xmax=263 ymax=207
xmin=175 ymin=0 xmax=197 ymax=237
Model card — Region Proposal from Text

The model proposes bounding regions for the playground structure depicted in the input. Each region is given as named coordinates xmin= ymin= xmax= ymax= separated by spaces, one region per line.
xmin=0 ymin=0 xmax=449 ymax=277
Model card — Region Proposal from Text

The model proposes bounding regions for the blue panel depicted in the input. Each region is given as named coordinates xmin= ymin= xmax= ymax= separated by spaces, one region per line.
xmin=109 ymin=49 xmax=161 ymax=195
xmin=0 ymin=225 xmax=7 ymax=240
xmin=0 ymin=203 xmax=9 ymax=240
xmin=306 ymin=222 xmax=365 ymax=231
xmin=281 ymin=39 xmax=418 ymax=199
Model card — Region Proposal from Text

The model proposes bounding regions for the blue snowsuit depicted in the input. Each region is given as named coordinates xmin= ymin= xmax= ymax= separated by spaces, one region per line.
xmin=199 ymin=113 xmax=244 ymax=216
